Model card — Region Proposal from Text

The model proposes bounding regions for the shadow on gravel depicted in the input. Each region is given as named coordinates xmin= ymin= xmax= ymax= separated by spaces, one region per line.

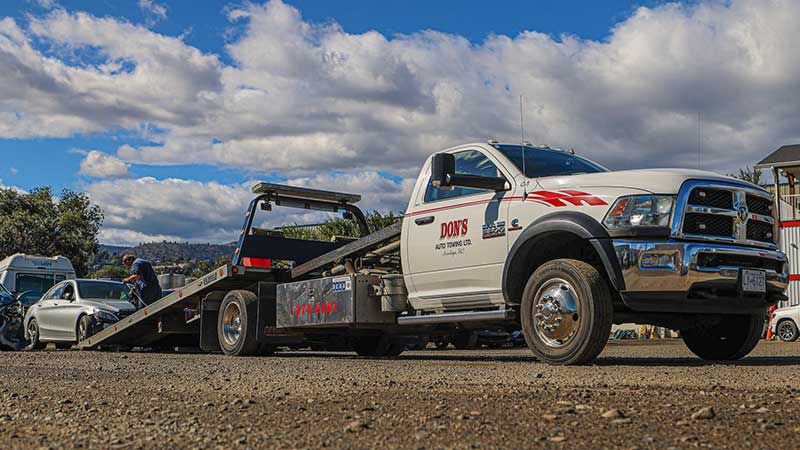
xmin=273 ymin=352 xmax=800 ymax=367
xmin=592 ymin=356 xmax=800 ymax=367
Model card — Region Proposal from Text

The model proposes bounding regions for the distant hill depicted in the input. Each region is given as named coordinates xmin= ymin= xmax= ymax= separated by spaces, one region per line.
xmin=98 ymin=241 xmax=235 ymax=263
xmin=98 ymin=244 xmax=129 ymax=255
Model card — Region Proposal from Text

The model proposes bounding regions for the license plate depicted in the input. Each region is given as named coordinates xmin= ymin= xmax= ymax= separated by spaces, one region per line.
xmin=741 ymin=269 xmax=766 ymax=293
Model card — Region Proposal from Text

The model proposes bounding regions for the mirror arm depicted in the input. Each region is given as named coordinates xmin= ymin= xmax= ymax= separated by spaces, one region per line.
xmin=446 ymin=174 xmax=508 ymax=191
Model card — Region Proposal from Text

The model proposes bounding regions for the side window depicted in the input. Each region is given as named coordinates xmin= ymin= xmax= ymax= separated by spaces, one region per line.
xmin=424 ymin=150 xmax=501 ymax=203
xmin=44 ymin=283 xmax=65 ymax=300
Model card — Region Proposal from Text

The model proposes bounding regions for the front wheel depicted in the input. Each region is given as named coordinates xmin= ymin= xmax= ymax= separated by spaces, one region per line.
xmin=27 ymin=319 xmax=46 ymax=350
xmin=777 ymin=320 xmax=799 ymax=342
xmin=520 ymin=259 xmax=613 ymax=365
xmin=681 ymin=313 xmax=763 ymax=360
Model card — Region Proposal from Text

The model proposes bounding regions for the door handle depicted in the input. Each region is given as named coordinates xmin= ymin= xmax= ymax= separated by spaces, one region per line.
xmin=415 ymin=216 xmax=435 ymax=225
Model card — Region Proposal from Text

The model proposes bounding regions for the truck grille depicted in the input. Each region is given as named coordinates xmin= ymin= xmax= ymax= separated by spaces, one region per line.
xmin=677 ymin=181 xmax=777 ymax=248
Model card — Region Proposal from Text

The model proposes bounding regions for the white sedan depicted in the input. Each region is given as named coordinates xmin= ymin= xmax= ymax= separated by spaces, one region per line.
xmin=770 ymin=305 xmax=800 ymax=342
xmin=24 ymin=279 xmax=137 ymax=349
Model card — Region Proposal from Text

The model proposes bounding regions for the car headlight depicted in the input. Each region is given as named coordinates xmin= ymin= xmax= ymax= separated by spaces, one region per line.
xmin=95 ymin=311 xmax=119 ymax=323
xmin=603 ymin=195 xmax=674 ymax=230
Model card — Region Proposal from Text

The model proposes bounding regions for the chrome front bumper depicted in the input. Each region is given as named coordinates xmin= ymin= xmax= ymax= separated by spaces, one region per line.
xmin=613 ymin=239 xmax=788 ymax=314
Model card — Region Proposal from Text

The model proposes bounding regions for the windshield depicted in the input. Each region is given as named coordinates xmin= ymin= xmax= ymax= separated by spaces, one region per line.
xmin=77 ymin=281 xmax=129 ymax=302
xmin=495 ymin=145 xmax=608 ymax=178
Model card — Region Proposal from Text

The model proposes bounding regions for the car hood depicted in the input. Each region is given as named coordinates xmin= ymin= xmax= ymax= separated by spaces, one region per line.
xmin=82 ymin=299 xmax=137 ymax=315
xmin=537 ymin=168 xmax=760 ymax=195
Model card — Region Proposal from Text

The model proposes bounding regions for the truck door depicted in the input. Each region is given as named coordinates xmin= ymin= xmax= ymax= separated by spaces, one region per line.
xmin=404 ymin=149 xmax=513 ymax=311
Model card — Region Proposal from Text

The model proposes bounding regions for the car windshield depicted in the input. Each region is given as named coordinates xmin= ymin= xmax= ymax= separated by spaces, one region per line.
xmin=495 ymin=144 xmax=608 ymax=178
xmin=77 ymin=281 xmax=129 ymax=302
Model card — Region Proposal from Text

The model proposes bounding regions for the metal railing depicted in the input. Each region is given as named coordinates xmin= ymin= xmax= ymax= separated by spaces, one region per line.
xmin=779 ymin=194 xmax=800 ymax=221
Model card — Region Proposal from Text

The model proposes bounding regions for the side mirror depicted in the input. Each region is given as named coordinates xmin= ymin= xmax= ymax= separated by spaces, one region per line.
xmin=431 ymin=153 xmax=456 ymax=190
xmin=430 ymin=153 xmax=509 ymax=192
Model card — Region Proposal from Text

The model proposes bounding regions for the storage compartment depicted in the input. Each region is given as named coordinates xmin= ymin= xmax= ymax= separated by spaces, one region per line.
xmin=275 ymin=274 xmax=396 ymax=328
xmin=380 ymin=274 xmax=408 ymax=312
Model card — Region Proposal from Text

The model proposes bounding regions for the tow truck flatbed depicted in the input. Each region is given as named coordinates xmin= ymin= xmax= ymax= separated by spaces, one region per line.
xmin=78 ymin=265 xmax=279 ymax=348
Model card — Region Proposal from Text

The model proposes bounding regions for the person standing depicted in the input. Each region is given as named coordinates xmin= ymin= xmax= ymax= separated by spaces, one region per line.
xmin=122 ymin=254 xmax=162 ymax=308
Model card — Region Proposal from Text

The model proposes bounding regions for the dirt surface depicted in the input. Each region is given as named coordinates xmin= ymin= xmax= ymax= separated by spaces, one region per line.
xmin=1 ymin=340 xmax=799 ymax=449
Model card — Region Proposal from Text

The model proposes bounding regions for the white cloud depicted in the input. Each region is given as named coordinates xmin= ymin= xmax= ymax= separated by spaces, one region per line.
xmin=9 ymin=167 xmax=18 ymax=175
xmin=84 ymin=172 xmax=409 ymax=245
xmin=0 ymin=179 xmax=26 ymax=194
xmin=4 ymin=0 xmax=800 ymax=242
xmin=79 ymin=150 xmax=131 ymax=178
xmin=138 ymin=0 xmax=167 ymax=26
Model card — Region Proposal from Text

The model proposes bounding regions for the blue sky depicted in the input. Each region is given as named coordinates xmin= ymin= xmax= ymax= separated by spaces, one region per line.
xmin=0 ymin=0 xmax=664 ymax=195
xmin=0 ymin=0 xmax=796 ymax=245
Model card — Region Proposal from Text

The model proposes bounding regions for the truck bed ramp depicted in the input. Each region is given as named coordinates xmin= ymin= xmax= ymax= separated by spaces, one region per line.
xmin=76 ymin=265 xmax=275 ymax=349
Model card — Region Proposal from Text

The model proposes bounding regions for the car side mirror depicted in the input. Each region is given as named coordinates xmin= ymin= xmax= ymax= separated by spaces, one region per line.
xmin=431 ymin=153 xmax=456 ymax=190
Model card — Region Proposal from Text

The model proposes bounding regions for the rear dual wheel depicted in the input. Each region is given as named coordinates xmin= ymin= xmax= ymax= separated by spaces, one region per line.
xmin=218 ymin=290 xmax=274 ymax=357
xmin=351 ymin=335 xmax=405 ymax=357
xmin=681 ymin=313 xmax=763 ymax=360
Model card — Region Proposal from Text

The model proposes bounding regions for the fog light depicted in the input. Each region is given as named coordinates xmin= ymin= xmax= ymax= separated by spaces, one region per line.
xmin=641 ymin=252 xmax=677 ymax=270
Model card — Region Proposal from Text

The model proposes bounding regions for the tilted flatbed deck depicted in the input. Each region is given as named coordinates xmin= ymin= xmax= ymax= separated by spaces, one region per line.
xmin=77 ymin=265 xmax=278 ymax=348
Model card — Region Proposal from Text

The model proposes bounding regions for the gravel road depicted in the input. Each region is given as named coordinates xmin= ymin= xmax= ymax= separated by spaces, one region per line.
xmin=1 ymin=340 xmax=799 ymax=449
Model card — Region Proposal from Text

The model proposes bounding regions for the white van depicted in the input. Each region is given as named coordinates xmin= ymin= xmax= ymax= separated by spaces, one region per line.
xmin=0 ymin=254 xmax=76 ymax=295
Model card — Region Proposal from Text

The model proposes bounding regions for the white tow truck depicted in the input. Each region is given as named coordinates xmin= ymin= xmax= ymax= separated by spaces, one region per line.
xmin=78 ymin=142 xmax=788 ymax=365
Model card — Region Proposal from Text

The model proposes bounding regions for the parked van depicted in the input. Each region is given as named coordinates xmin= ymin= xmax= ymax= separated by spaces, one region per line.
xmin=0 ymin=254 xmax=76 ymax=295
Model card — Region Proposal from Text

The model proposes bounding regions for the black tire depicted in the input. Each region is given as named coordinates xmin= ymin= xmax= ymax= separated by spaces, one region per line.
xmin=350 ymin=335 xmax=404 ymax=357
xmin=434 ymin=340 xmax=449 ymax=349
xmin=520 ymin=259 xmax=613 ymax=365
xmin=218 ymin=290 xmax=261 ymax=356
xmin=681 ymin=313 xmax=763 ymax=360
xmin=777 ymin=319 xmax=799 ymax=342
xmin=55 ymin=342 xmax=72 ymax=350
xmin=27 ymin=319 xmax=46 ymax=350
xmin=451 ymin=332 xmax=478 ymax=350
xmin=77 ymin=315 xmax=98 ymax=344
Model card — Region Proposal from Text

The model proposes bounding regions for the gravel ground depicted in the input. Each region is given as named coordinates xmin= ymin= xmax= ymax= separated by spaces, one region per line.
xmin=1 ymin=340 xmax=799 ymax=449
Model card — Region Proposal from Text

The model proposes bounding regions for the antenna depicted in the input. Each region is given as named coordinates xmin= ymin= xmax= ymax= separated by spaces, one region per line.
xmin=697 ymin=111 xmax=701 ymax=170
xmin=519 ymin=95 xmax=528 ymax=198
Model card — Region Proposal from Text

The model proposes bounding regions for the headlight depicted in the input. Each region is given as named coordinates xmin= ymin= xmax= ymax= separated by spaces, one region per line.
xmin=603 ymin=195 xmax=674 ymax=230
xmin=95 ymin=311 xmax=119 ymax=323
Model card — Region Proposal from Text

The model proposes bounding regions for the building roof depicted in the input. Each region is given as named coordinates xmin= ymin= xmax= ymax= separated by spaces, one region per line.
xmin=755 ymin=144 xmax=800 ymax=170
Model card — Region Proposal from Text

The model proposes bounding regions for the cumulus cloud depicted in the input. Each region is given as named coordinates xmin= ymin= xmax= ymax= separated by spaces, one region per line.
xmin=79 ymin=150 xmax=131 ymax=178
xmin=85 ymin=172 xmax=408 ymax=245
xmin=3 ymin=0 xmax=800 ymax=243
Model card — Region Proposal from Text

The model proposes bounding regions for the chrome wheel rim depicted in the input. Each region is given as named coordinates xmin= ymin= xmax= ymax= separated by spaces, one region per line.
xmin=221 ymin=302 xmax=242 ymax=347
xmin=28 ymin=320 xmax=37 ymax=340
xmin=778 ymin=322 xmax=795 ymax=341
xmin=532 ymin=278 xmax=580 ymax=348
xmin=78 ymin=319 xmax=87 ymax=341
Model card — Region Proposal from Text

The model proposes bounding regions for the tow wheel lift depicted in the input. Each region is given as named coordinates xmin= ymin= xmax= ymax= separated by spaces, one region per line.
xmin=76 ymin=183 xmax=403 ymax=353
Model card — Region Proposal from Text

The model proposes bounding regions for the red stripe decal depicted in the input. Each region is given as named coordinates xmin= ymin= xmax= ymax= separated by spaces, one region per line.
xmin=781 ymin=220 xmax=800 ymax=228
xmin=405 ymin=191 xmax=605 ymax=217
xmin=790 ymin=274 xmax=800 ymax=281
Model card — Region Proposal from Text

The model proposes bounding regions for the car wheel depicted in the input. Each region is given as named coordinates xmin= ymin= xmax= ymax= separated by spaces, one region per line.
xmin=520 ymin=259 xmax=613 ymax=365
xmin=76 ymin=315 xmax=100 ymax=344
xmin=27 ymin=319 xmax=46 ymax=350
xmin=777 ymin=319 xmax=799 ymax=342
xmin=681 ymin=313 xmax=763 ymax=360
xmin=217 ymin=290 xmax=260 ymax=356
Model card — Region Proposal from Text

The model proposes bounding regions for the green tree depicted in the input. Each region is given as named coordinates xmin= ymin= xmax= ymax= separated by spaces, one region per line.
xmin=0 ymin=187 xmax=103 ymax=277
xmin=92 ymin=265 xmax=129 ymax=280
xmin=281 ymin=211 xmax=401 ymax=241
xmin=728 ymin=166 xmax=763 ymax=185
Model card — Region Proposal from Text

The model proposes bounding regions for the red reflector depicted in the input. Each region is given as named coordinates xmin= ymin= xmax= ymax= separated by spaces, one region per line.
xmin=243 ymin=257 xmax=272 ymax=268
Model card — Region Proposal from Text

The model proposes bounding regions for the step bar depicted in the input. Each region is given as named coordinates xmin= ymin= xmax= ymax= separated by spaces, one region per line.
xmin=397 ymin=309 xmax=516 ymax=325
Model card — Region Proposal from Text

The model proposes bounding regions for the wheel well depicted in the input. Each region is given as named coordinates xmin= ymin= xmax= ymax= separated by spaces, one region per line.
xmin=504 ymin=231 xmax=611 ymax=305
xmin=777 ymin=318 xmax=796 ymax=327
